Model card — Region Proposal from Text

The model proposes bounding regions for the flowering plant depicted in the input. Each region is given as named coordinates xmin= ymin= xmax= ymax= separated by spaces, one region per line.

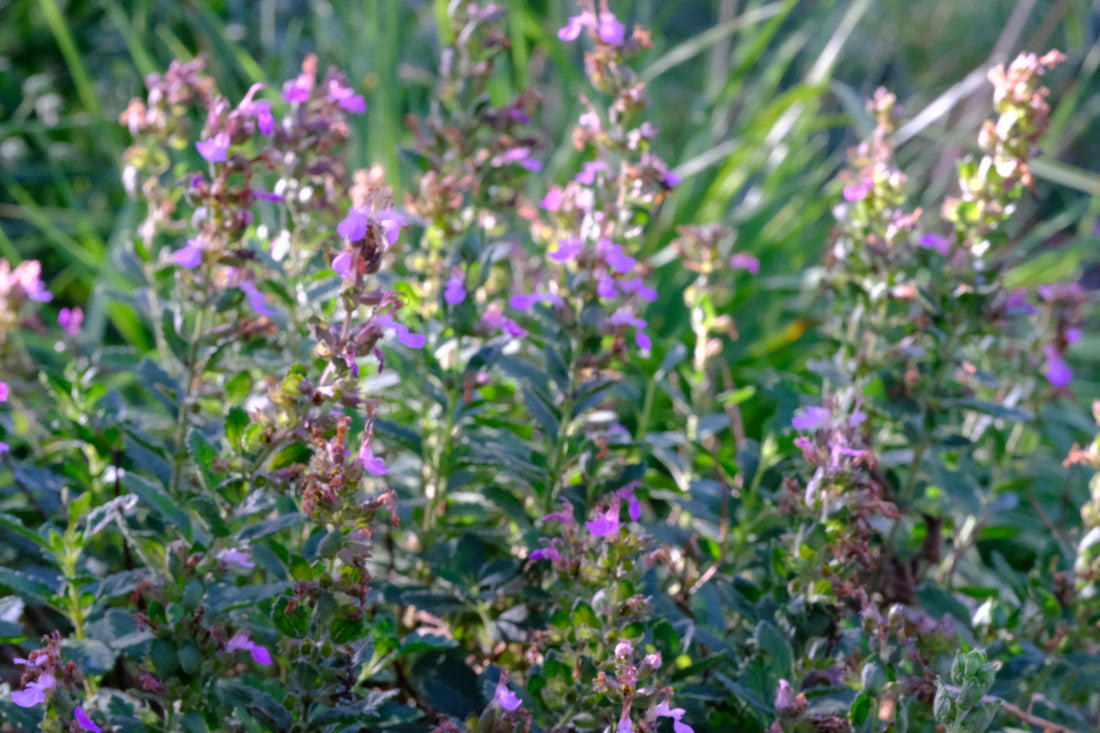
xmin=0 ymin=3 xmax=1097 ymax=733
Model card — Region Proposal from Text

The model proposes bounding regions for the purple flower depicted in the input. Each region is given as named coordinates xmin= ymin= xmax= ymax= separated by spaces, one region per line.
xmin=550 ymin=237 xmax=583 ymax=263
xmin=653 ymin=701 xmax=693 ymax=733
xmin=481 ymin=307 xmax=528 ymax=338
xmin=174 ymin=238 xmax=204 ymax=269
xmin=529 ymin=540 xmax=561 ymax=562
xmin=328 ymin=79 xmax=366 ymax=113
xmin=918 ymin=233 xmax=952 ymax=256
xmin=665 ymin=171 xmax=682 ymax=187
xmin=617 ymin=483 xmax=642 ymax=521
xmin=73 ymin=704 xmax=100 ymax=726
xmin=58 ymin=306 xmax=83 ymax=337
xmin=332 ymin=250 xmax=354 ymax=278
xmin=792 ymin=406 xmax=830 ymax=431
xmin=336 ymin=205 xmax=405 ymax=245
xmin=729 ymin=252 xmax=760 ymax=275
xmin=0 ymin=441 xmax=10 ymax=453
xmin=219 ymin=547 xmax=254 ymax=569
xmin=0 ymin=380 xmax=9 ymax=402
xmin=493 ymin=147 xmax=539 ymax=170
xmin=600 ymin=240 xmax=636 ymax=274
xmin=75 ymin=707 xmax=101 ymax=733
xmin=541 ymin=188 xmax=564 ymax=211
xmin=240 ymin=282 xmax=276 ymax=317
xmin=377 ymin=315 xmax=425 ymax=349
xmin=618 ymin=277 xmax=657 ymax=302
xmin=377 ymin=209 xmax=407 ymax=247
xmin=358 ymin=440 xmax=391 ymax=476
xmin=543 ymin=499 xmax=575 ymax=525
xmin=1066 ymin=328 xmax=1082 ymax=343
xmin=843 ymin=180 xmax=871 ymax=202
xmin=496 ymin=686 xmax=522 ymax=712
xmin=585 ymin=502 xmax=620 ymax=537
xmin=1044 ymin=345 xmax=1073 ymax=387
xmin=254 ymin=189 xmax=283 ymax=203
xmin=11 ymin=674 xmax=55 ymax=707
xmin=598 ymin=277 xmax=618 ymax=299
xmin=444 ymin=273 xmax=466 ymax=305
xmin=283 ymin=76 xmax=311 ymax=103
xmin=238 ymin=83 xmax=274 ymax=135
xmin=196 ymin=132 xmax=230 ymax=163
xmin=617 ymin=718 xmax=635 ymax=733
xmin=608 ymin=310 xmax=651 ymax=351
xmin=643 ymin=651 xmax=662 ymax=670
xmin=598 ymin=12 xmax=626 ymax=44
xmin=558 ymin=14 xmax=589 ymax=41
xmin=338 ymin=207 xmax=369 ymax=241
xmin=227 ymin=632 xmax=273 ymax=665
xmin=1005 ymin=290 xmax=1035 ymax=315
xmin=775 ymin=679 xmax=797 ymax=711
xmin=576 ymin=160 xmax=607 ymax=185
xmin=579 ymin=111 xmax=602 ymax=131
xmin=510 ymin=292 xmax=540 ymax=310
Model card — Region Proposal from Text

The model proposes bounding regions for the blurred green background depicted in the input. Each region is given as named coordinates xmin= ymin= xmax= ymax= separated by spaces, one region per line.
xmin=2 ymin=0 xmax=1098 ymax=395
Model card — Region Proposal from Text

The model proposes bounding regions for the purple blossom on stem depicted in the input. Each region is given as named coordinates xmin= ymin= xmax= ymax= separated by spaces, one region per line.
xmin=357 ymin=437 xmax=391 ymax=476
xmin=74 ymin=707 xmax=102 ymax=733
xmin=219 ymin=547 xmax=254 ymax=569
xmin=617 ymin=483 xmax=642 ymax=521
xmin=543 ymin=499 xmax=575 ymax=525
xmin=283 ymin=75 xmax=312 ymax=103
xmin=444 ymin=272 xmax=466 ymax=305
xmin=608 ymin=310 xmax=651 ymax=350
xmin=174 ymin=238 xmax=204 ymax=269
xmin=496 ymin=685 xmax=522 ymax=712
xmin=196 ymin=132 xmax=230 ymax=163
xmin=618 ymin=277 xmax=657 ymax=302
xmin=337 ymin=207 xmax=369 ymax=241
xmin=481 ymin=306 xmax=528 ymax=338
xmin=240 ymin=282 xmax=276 ymax=317
xmin=327 ymin=79 xmax=366 ymax=113
xmin=1005 ymin=290 xmax=1035 ymax=315
xmin=617 ymin=717 xmax=635 ymax=733
xmin=253 ymin=189 xmax=283 ymax=203
xmin=598 ymin=277 xmax=618 ymax=299
xmin=226 ymin=632 xmax=273 ymax=665
xmin=529 ymin=539 xmax=561 ymax=562
xmin=550 ymin=237 xmax=583 ymax=263
xmin=792 ymin=406 xmax=830 ymax=431
xmin=653 ymin=700 xmax=694 ymax=733
xmin=729 ymin=252 xmax=760 ymax=274
xmin=843 ymin=180 xmax=871 ymax=202
xmin=238 ymin=83 xmax=274 ymax=135
xmin=332 ymin=250 xmax=354 ymax=278
xmin=1044 ymin=344 xmax=1073 ymax=387
xmin=58 ymin=307 xmax=83 ymax=337
xmin=585 ymin=499 xmax=621 ymax=537
xmin=598 ymin=12 xmax=626 ymax=44
xmin=600 ymin=240 xmax=636 ymax=274
xmin=541 ymin=188 xmax=564 ymax=211
xmin=377 ymin=314 xmax=425 ymax=349
xmin=576 ymin=160 xmax=607 ymax=185
xmin=918 ymin=232 xmax=952 ymax=256
xmin=0 ymin=381 xmax=8 ymax=403
xmin=558 ymin=14 xmax=590 ymax=41
xmin=11 ymin=674 xmax=55 ymax=707
xmin=1066 ymin=328 xmax=1082 ymax=343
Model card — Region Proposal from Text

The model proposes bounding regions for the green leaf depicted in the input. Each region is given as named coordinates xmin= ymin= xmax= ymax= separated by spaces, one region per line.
xmin=124 ymin=473 xmax=193 ymax=541
xmin=0 ymin=567 xmax=60 ymax=606
xmin=226 ymin=407 xmax=250 ymax=450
